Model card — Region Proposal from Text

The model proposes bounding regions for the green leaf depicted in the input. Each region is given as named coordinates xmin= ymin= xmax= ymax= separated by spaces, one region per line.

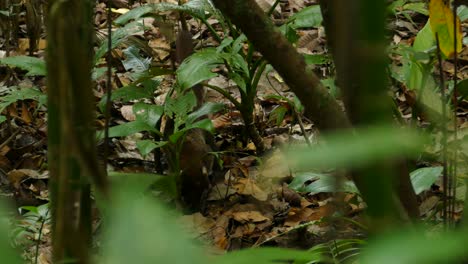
xmin=231 ymin=34 xmax=247 ymax=55
xmin=186 ymin=102 xmax=224 ymax=126
xmin=101 ymin=121 xmax=159 ymax=139
xmin=94 ymin=21 xmax=146 ymax=63
xmin=456 ymin=78 xmax=468 ymax=100
xmin=280 ymin=23 xmax=300 ymax=43
xmin=0 ymin=56 xmax=46 ymax=76
xmin=108 ymin=171 xmax=164 ymax=192
xmin=361 ymin=229 xmax=468 ymax=264
xmin=114 ymin=80 xmax=159 ymax=102
xmin=288 ymin=5 xmax=323 ymax=29
xmin=303 ymin=54 xmax=331 ymax=65
xmin=176 ymin=48 xmax=223 ymax=90
xmin=0 ymin=202 xmax=22 ymax=264
xmin=188 ymin=118 xmax=214 ymax=132
xmin=165 ymin=91 xmax=197 ymax=130
xmin=269 ymin=105 xmax=288 ymax=126
xmin=403 ymin=3 xmax=428 ymax=15
xmin=459 ymin=6 xmax=468 ymax=21
xmin=286 ymin=126 xmax=427 ymax=171
xmin=122 ymin=46 xmax=151 ymax=74
xmin=429 ymin=0 xmax=463 ymax=57
xmin=0 ymin=87 xmax=46 ymax=113
xmin=289 ymin=172 xmax=359 ymax=195
xmin=101 ymin=182 xmax=205 ymax=264
xmin=410 ymin=166 xmax=443 ymax=194
xmin=169 ymin=119 xmax=214 ymax=144
xmin=136 ymin=140 xmax=167 ymax=157
xmin=215 ymin=247 xmax=325 ymax=264
xmin=133 ymin=103 xmax=164 ymax=127
xmin=225 ymin=52 xmax=250 ymax=78
xmin=413 ymin=21 xmax=435 ymax=52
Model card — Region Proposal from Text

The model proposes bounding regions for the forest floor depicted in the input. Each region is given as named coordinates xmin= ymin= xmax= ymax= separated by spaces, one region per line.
xmin=0 ymin=0 xmax=467 ymax=263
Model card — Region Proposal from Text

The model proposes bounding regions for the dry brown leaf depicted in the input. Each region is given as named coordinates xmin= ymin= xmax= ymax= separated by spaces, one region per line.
xmin=120 ymin=105 xmax=136 ymax=121
xmin=232 ymin=210 xmax=269 ymax=223
xmin=179 ymin=212 xmax=216 ymax=237
xmin=212 ymin=215 xmax=230 ymax=250
xmin=234 ymin=178 xmax=268 ymax=201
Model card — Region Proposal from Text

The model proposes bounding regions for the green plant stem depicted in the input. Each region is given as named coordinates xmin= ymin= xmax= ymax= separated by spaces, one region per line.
xmin=202 ymin=18 xmax=223 ymax=44
xmin=242 ymin=109 xmax=265 ymax=152
xmin=34 ymin=208 xmax=50 ymax=264
xmin=251 ymin=59 xmax=267 ymax=95
xmin=267 ymin=0 xmax=280 ymax=16
xmin=203 ymin=83 xmax=242 ymax=110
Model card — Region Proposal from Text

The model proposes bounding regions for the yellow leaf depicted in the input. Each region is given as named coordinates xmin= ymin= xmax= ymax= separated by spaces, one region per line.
xmin=429 ymin=0 xmax=462 ymax=57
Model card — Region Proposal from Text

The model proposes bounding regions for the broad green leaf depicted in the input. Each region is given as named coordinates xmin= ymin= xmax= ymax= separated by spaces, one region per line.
xmin=100 ymin=120 xmax=159 ymax=139
xmin=186 ymin=102 xmax=224 ymax=126
xmin=215 ymin=247 xmax=325 ymax=264
xmin=188 ymin=118 xmax=214 ymax=132
xmin=229 ymin=72 xmax=247 ymax=93
xmin=459 ymin=6 xmax=468 ymax=21
xmin=413 ymin=21 xmax=435 ymax=52
xmin=108 ymin=171 xmax=164 ymax=192
xmin=306 ymin=239 xmax=365 ymax=264
xmin=176 ymin=48 xmax=223 ymax=90
xmin=0 ymin=87 xmax=46 ymax=113
xmin=429 ymin=0 xmax=463 ymax=57
xmin=361 ymin=229 xmax=468 ymax=264
xmin=0 ymin=56 xmax=46 ymax=76
xmin=101 ymin=182 xmax=204 ymax=264
xmin=288 ymin=171 xmax=358 ymax=194
xmin=410 ymin=166 xmax=443 ymax=194
xmin=279 ymin=23 xmax=300 ymax=43
xmin=303 ymin=54 xmax=331 ymax=65
xmin=136 ymin=139 xmax=167 ymax=157
xmin=269 ymin=105 xmax=288 ymax=126
xmin=287 ymin=126 xmax=427 ymax=171
xmin=231 ymin=34 xmax=247 ymax=55
xmin=133 ymin=103 xmax=163 ymax=127
xmin=94 ymin=21 xmax=146 ymax=63
xmin=0 ymin=116 xmax=6 ymax=124
xmin=165 ymin=91 xmax=197 ymax=130
xmin=92 ymin=67 xmax=108 ymax=80
xmin=217 ymin=37 xmax=234 ymax=52
xmin=0 ymin=202 xmax=22 ymax=264
xmin=403 ymin=3 xmax=428 ymax=15
xmin=225 ymin=53 xmax=249 ymax=79
xmin=456 ymin=78 xmax=468 ymax=100
xmin=169 ymin=118 xmax=214 ymax=144
xmin=288 ymin=171 xmax=323 ymax=190
xmin=122 ymin=46 xmax=151 ymax=73
xmin=419 ymin=85 xmax=452 ymax=122
xmin=288 ymin=5 xmax=323 ymax=29
xmin=114 ymin=79 xmax=159 ymax=102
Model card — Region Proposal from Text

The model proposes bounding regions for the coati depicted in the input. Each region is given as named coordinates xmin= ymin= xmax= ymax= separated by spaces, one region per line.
xmin=170 ymin=29 xmax=214 ymax=210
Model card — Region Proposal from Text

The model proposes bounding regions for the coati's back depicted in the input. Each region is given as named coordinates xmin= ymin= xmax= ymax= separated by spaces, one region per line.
xmin=174 ymin=30 xmax=213 ymax=210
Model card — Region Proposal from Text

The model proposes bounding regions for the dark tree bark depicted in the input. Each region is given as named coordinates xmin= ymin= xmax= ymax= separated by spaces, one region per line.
xmin=47 ymin=0 xmax=108 ymax=262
